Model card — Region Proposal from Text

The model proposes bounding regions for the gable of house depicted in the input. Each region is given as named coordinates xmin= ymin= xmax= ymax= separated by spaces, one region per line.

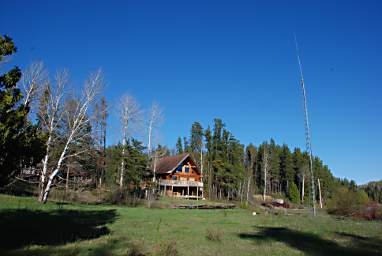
xmin=155 ymin=153 xmax=201 ymax=181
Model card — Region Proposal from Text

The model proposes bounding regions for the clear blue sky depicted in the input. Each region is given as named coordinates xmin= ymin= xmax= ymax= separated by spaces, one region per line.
xmin=1 ymin=0 xmax=381 ymax=184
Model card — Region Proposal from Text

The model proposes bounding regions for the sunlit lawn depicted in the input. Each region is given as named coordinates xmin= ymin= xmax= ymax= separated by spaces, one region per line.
xmin=1 ymin=194 xmax=381 ymax=256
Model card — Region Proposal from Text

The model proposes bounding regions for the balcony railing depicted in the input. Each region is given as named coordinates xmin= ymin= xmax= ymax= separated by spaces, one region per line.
xmin=159 ymin=179 xmax=203 ymax=187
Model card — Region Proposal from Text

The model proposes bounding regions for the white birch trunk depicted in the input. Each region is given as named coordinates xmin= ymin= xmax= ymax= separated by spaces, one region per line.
xmin=263 ymin=149 xmax=268 ymax=202
xmin=39 ymin=70 xmax=102 ymax=203
xmin=42 ymin=136 xmax=71 ymax=203
xmin=148 ymin=120 xmax=153 ymax=155
xmin=120 ymin=128 xmax=126 ymax=189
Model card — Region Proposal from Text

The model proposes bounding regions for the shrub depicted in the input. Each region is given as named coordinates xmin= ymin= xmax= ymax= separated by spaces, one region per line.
xmin=127 ymin=242 xmax=146 ymax=256
xmin=327 ymin=187 xmax=369 ymax=217
xmin=287 ymin=182 xmax=300 ymax=204
xmin=354 ymin=202 xmax=382 ymax=220
xmin=103 ymin=189 xmax=142 ymax=206
xmin=206 ymin=228 xmax=223 ymax=242
xmin=158 ymin=241 xmax=178 ymax=256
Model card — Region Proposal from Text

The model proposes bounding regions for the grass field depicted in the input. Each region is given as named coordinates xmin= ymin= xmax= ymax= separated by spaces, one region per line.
xmin=0 ymin=194 xmax=381 ymax=256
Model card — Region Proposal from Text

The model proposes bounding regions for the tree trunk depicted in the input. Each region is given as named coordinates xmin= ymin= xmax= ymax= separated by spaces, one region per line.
xmin=263 ymin=164 xmax=267 ymax=202
xmin=318 ymin=178 xmax=323 ymax=209
xmin=301 ymin=174 xmax=305 ymax=203
xmin=65 ymin=165 xmax=70 ymax=195
xmin=39 ymin=133 xmax=53 ymax=202
xmin=41 ymin=133 xmax=71 ymax=203
xmin=246 ymin=175 xmax=251 ymax=204
xmin=120 ymin=128 xmax=126 ymax=189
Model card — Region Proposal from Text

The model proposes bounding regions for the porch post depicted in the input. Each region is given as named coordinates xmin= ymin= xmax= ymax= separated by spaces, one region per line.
xmin=164 ymin=184 xmax=166 ymax=196
xmin=197 ymin=185 xmax=199 ymax=200
xmin=171 ymin=185 xmax=173 ymax=197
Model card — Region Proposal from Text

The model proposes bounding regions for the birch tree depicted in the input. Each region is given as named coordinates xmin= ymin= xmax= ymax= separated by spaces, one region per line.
xmin=147 ymin=102 xmax=163 ymax=156
xmin=39 ymin=70 xmax=103 ymax=203
xmin=146 ymin=102 xmax=164 ymax=183
xmin=262 ymin=144 xmax=270 ymax=202
xmin=20 ymin=61 xmax=46 ymax=107
xmin=38 ymin=70 xmax=67 ymax=201
xmin=118 ymin=94 xmax=141 ymax=189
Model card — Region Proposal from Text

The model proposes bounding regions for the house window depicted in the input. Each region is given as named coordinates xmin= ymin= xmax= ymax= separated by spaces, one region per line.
xmin=185 ymin=167 xmax=190 ymax=173
xmin=172 ymin=175 xmax=177 ymax=180
xmin=176 ymin=165 xmax=182 ymax=172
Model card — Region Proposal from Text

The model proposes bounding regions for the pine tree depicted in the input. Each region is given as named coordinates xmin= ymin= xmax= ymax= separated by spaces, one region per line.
xmin=190 ymin=121 xmax=203 ymax=169
xmin=268 ymin=139 xmax=281 ymax=194
xmin=175 ymin=137 xmax=183 ymax=154
xmin=204 ymin=126 xmax=213 ymax=198
xmin=288 ymin=182 xmax=300 ymax=204
xmin=0 ymin=35 xmax=45 ymax=186
xmin=183 ymin=137 xmax=190 ymax=153
xmin=244 ymin=144 xmax=257 ymax=202
xmin=280 ymin=144 xmax=294 ymax=193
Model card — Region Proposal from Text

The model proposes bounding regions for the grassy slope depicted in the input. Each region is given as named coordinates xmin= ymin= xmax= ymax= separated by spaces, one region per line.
xmin=0 ymin=194 xmax=381 ymax=256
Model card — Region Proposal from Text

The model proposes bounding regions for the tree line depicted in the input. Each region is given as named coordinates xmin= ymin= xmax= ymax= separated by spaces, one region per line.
xmin=1 ymin=35 xmax=374 ymax=207
xmin=176 ymin=119 xmax=340 ymax=206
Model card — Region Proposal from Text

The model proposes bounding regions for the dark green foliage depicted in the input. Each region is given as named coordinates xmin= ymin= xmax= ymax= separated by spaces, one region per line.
xmin=179 ymin=118 xmax=340 ymax=203
xmin=190 ymin=121 xmax=203 ymax=168
xmin=190 ymin=122 xmax=203 ymax=153
xmin=175 ymin=137 xmax=183 ymax=154
xmin=280 ymin=144 xmax=294 ymax=192
xmin=183 ymin=137 xmax=190 ymax=153
xmin=105 ymin=139 xmax=148 ymax=188
xmin=0 ymin=35 xmax=45 ymax=186
xmin=287 ymin=182 xmax=300 ymax=204
xmin=361 ymin=180 xmax=382 ymax=204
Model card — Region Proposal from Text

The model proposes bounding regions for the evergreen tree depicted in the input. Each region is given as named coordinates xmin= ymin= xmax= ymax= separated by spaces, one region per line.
xmin=204 ymin=126 xmax=213 ymax=198
xmin=175 ymin=137 xmax=183 ymax=154
xmin=183 ymin=137 xmax=190 ymax=153
xmin=190 ymin=121 xmax=203 ymax=168
xmin=288 ymin=182 xmax=300 ymax=204
xmin=268 ymin=139 xmax=281 ymax=194
xmin=0 ymin=35 xmax=45 ymax=186
xmin=280 ymin=144 xmax=294 ymax=193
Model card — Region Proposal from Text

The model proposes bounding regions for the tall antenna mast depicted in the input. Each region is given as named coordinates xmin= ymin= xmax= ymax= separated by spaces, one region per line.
xmin=294 ymin=36 xmax=316 ymax=216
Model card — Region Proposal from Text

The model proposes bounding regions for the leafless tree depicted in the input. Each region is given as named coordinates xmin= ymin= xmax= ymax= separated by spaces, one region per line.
xmin=118 ymin=94 xmax=141 ymax=189
xmin=147 ymin=102 xmax=164 ymax=182
xmin=262 ymin=145 xmax=270 ymax=202
xmin=147 ymin=102 xmax=163 ymax=156
xmin=20 ymin=62 xmax=46 ymax=107
xmin=39 ymin=70 xmax=103 ymax=203
xmin=38 ymin=70 xmax=68 ymax=202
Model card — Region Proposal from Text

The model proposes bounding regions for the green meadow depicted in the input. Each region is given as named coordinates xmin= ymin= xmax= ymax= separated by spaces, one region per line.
xmin=1 ymin=194 xmax=381 ymax=256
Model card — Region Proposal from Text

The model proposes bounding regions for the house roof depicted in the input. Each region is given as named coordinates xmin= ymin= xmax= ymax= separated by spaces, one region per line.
xmin=155 ymin=153 xmax=199 ymax=174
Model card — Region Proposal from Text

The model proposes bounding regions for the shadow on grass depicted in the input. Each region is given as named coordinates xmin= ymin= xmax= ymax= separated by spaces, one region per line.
xmin=0 ymin=208 xmax=117 ymax=252
xmin=239 ymin=227 xmax=382 ymax=256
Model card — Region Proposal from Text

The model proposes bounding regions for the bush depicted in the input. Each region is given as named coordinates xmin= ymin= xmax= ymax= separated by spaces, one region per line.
xmin=103 ymin=189 xmax=142 ymax=206
xmin=287 ymin=182 xmax=300 ymax=204
xmin=126 ymin=242 xmax=146 ymax=256
xmin=206 ymin=228 xmax=223 ymax=242
xmin=157 ymin=241 xmax=178 ymax=256
xmin=327 ymin=187 xmax=369 ymax=217
xmin=354 ymin=202 xmax=382 ymax=220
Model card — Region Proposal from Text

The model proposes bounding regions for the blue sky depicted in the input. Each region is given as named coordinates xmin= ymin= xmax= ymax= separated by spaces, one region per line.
xmin=1 ymin=0 xmax=381 ymax=184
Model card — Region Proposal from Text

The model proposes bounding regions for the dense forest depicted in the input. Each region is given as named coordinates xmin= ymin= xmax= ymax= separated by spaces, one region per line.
xmin=1 ymin=35 xmax=381 ymax=207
